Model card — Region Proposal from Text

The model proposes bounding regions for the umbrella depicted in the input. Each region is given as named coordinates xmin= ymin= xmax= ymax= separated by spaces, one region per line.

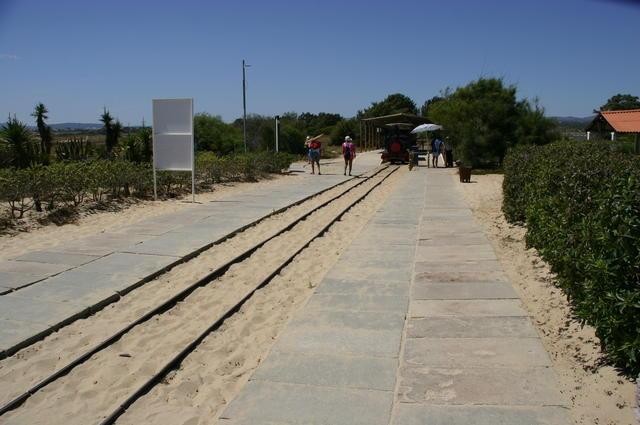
xmin=411 ymin=123 xmax=443 ymax=133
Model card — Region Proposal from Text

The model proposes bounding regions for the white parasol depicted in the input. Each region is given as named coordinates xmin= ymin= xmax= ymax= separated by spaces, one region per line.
xmin=410 ymin=123 xmax=443 ymax=133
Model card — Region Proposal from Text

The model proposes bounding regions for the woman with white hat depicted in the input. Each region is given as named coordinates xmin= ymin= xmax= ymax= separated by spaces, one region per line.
xmin=342 ymin=136 xmax=356 ymax=176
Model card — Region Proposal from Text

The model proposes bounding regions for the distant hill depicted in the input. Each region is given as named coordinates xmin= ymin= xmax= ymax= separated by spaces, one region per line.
xmin=49 ymin=123 xmax=102 ymax=131
xmin=551 ymin=116 xmax=594 ymax=127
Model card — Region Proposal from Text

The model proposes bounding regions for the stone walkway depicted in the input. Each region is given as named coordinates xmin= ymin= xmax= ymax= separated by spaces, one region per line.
xmin=0 ymin=153 xmax=382 ymax=357
xmin=219 ymin=167 xmax=569 ymax=424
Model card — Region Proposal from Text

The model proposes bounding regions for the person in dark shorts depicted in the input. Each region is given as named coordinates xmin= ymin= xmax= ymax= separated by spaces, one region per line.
xmin=342 ymin=136 xmax=356 ymax=176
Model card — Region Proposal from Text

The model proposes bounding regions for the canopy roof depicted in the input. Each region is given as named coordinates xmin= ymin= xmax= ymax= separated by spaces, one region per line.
xmin=360 ymin=113 xmax=431 ymax=128
xmin=587 ymin=109 xmax=640 ymax=133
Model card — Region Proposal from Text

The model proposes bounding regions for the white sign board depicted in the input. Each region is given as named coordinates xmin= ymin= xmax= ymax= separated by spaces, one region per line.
xmin=152 ymin=98 xmax=193 ymax=171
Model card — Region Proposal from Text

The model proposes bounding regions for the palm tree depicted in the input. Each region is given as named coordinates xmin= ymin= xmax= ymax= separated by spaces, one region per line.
xmin=31 ymin=103 xmax=53 ymax=163
xmin=100 ymin=108 xmax=115 ymax=155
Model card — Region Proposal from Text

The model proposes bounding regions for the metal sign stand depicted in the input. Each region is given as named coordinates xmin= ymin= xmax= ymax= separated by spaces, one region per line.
xmin=151 ymin=98 xmax=195 ymax=203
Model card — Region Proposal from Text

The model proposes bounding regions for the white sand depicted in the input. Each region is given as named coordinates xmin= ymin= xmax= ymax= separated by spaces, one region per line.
xmin=1 ymin=164 xmax=401 ymax=424
xmin=456 ymin=172 xmax=637 ymax=425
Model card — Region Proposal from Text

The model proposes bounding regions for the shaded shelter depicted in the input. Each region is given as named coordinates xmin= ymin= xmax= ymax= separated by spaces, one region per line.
xmin=360 ymin=113 xmax=431 ymax=150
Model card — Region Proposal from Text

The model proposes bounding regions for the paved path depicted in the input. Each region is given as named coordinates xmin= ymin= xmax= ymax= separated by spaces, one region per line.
xmin=0 ymin=153 xmax=382 ymax=357
xmin=220 ymin=167 xmax=569 ymax=425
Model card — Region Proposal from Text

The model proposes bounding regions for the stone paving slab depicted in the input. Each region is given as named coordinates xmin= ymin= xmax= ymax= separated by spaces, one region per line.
xmin=0 ymin=320 xmax=51 ymax=356
xmin=68 ymin=252 xmax=179 ymax=279
xmin=0 ymin=294 xmax=87 ymax=326
xmin=251 ymin=352 xmax=398 ymax=391
xmin=273 ymin=326 xmax=403 ymax=358
xmin=393 ymin=404 xmax=571 ymax=425
xmin=414 ymin=268 xmax=508 ymax=283
xmin=415 ymin=259 xmax=503 ymax=273
xmin=0 ymin=271 xmax=48 ymax=291
xmin=415 ymin=245 xmax=498 ymax=262
xmin=10 ymin=251 xmax=101 ymax=266
xmin=411 ymin=281 xmax=518 ymax=299
xmin=121 ymin=232 xmax=217 ymax=256
xmin=0 ymin=259 xmax=71 ymax=275
xmin=417 ymin=232 xmax=490 ymax=246
xmin=305 ymin=293 xmax=408 ymax=314
xmin=220 ymin=381 xmax=393 ymax=425
xmin=288 ymin=309 xmax=406 ymax=332
xmin=315 ymin=278 xmax=410 ymax=297
xmin=407 ymin=316 xmax=539 ymax=338
xmin=410 ymin=299 xmax=528 ymax=317
xmin=397 ymin=366 xmax=563 ymax=406
xmin=56 ymin=233 xmax=151 ymax=256
xmin=326 ymin=265 xmax=412 ymax=282
xmin=404 ymin=337 xmax=552 ymax=368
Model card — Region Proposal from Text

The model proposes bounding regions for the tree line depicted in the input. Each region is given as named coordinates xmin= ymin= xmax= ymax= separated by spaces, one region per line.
xmin=2 ymin=79 xmax=638 ymax=169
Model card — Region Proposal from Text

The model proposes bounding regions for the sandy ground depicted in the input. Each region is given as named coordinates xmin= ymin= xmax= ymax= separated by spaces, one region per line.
xmin=0 ymin=159 xmax=373 ymax=408
xmin=0 ymin=165 xmax=401 ymax=424
xmin=456 ymin=171 xmax=637 ymax=425
xmin=117 ymin=167 xmax=404 ymax=425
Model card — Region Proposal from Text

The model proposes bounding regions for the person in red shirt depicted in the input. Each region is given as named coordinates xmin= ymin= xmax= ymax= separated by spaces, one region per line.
xmin=308 ymin=137 xmax=322 ymax=174
xmin=341 ymin=136 xmax=356 ymax=176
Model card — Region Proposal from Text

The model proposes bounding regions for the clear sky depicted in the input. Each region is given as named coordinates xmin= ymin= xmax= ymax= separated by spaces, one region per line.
xmin=1 ymin=0 xmax=639 ymax=125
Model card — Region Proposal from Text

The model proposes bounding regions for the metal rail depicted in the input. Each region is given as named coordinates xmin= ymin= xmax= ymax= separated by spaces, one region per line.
xmin=99 ymin=165 xmax=399 ymax=425
xmin=0 ymin=165 xmax=392 ymax=417
xmin=0 ymin=170 xmax=363 ymax=359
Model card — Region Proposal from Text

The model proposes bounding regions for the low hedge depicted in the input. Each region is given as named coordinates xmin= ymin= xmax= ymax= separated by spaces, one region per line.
xmin=0 ymin=151 xmax=296 ymax=220
xmin=503 ymin=141 xmax=640 ymax=376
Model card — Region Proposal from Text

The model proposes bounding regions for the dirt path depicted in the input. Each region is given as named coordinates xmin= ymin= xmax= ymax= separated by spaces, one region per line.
xmin=456 ymin=171 xmax=637 ymax=425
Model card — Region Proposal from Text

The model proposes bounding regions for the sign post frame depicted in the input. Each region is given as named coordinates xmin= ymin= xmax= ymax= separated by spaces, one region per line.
xmin=151 ymin=98 xmax=195 ymax=202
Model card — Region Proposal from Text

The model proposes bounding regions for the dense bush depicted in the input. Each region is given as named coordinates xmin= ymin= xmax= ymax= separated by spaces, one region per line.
xmin=503 ymin=141 xmax=640 ymax=375
xmin=0 ymin=152 xmax=296 ymax=222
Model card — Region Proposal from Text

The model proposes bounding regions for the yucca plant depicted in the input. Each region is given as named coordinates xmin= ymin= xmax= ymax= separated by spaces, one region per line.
xmin=55 ymin=137 xmax=93 ymax=161
xmin=1 ymin=115 xmax=41 ymax=168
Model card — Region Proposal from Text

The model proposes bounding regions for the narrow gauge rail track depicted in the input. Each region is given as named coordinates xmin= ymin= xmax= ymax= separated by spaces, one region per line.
xmin=1 ymin=169 xmax=364 ymax=359
xmin=0 ymin=165 xmax=397 ymax=421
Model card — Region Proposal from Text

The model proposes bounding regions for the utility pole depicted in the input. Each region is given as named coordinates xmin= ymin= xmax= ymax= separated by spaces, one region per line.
xmin=242 ymin=59 xmax=250 ymax=153
xmin=275 ymin=115 xmax=280 ymax=152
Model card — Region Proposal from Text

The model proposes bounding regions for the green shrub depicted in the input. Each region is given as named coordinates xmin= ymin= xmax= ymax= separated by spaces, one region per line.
xmin=55 ymin=137 xmax=93 ymax=161
xmin=503 ymin=140 xmax=640 ymax=376
xmin=0 ymin=168 xmax=34 ymax=218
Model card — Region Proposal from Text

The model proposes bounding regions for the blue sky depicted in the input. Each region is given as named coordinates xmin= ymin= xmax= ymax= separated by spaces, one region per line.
xmin=1 ymin=0 xmax=639 ymax=125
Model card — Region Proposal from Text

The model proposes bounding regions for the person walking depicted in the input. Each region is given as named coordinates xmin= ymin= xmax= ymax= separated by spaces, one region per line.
xmin=432 ymin=137 xmax=443 ymax=168
xmin=304 ymin=136 xmax=312 ymax=165
xmin=444 ymin=138 xmax=453 ymax=167
xmin=308 ymin=136 xmax=322 ymax=175
xmin=342 ymin=136 xmax=356 ymax=176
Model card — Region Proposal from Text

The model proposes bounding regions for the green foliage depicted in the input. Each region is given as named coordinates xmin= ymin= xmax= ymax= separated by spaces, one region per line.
xmin=599 ymin=93 xmax=640 ymax=111
xmin=428 ymin=78 xmax=556 ymax=167
xmin=358 ymin=93 xmax=418 ymax=118
xmin=503 ymin=141 xmax=640 ymax=376
xmin=1 ymin=116 xmax=42 ymax=168
xmin=121 ymin=127 xmax=153 ymax=163
xmin=0 ymin=168 xmax=33 ymax=218
xmin=329 ymin=118 xmax=359 ymax=145
xmin=55 ymin=137 xmax=93 ymax=161
xmin=31 ymin=103 xmax=53 ymax=162
xmin=0 ymin=151 xmax=296 ymax=225
xmin=100 ymin=109 xmax=120 ymax=155
xmin=195 ymin=113 xmax=242 ymax=154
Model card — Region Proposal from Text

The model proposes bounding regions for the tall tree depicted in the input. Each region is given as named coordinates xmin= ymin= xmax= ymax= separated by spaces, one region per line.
xmin=100 ymin=109 xmax=115 ymax=155
xmin=428 ymin=77 xmax=555 ymax=167
xmin=358 ymin=93 xmax=418 ymax=118
xmin=598 ymin=93 xmax=640 ymax=111
xmin=31 ymin=103 xmax=53 ymax=162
